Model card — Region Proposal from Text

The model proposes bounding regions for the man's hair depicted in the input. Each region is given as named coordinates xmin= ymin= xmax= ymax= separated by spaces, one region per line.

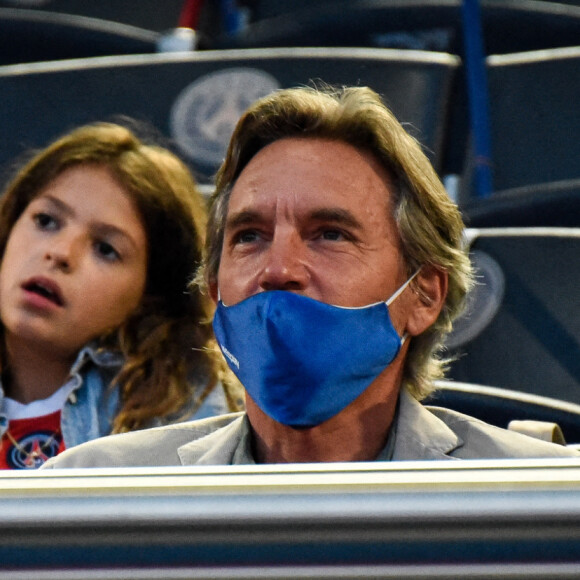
xmin=201 ymin=85 xmax=473 ymax=400
xmin=0 ymin=122 xmax=241 ymax=431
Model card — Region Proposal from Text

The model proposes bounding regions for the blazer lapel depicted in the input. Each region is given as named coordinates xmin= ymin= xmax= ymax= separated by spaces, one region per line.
xmin=392 ymin=391 xmax=464 ymax=460
xmin=177 ymin=415 xmax=248 ymax=465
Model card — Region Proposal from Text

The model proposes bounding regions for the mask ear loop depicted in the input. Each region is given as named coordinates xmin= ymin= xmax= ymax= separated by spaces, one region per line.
xmin=385 ymin=268 xmax=421 ymax=307
xmin=217 ymin=289 xmax=230 ymax=307
xmin=386 ymin=268 xmax=422 ymax=345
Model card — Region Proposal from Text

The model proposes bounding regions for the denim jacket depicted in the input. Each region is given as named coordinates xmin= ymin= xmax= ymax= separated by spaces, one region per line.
xmin=0 ymin=344 xmax=232 ymax=450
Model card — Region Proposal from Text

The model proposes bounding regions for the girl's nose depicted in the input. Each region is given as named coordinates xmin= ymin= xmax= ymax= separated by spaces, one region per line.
xmin=44 ymin=234 xmax=79 ymax=272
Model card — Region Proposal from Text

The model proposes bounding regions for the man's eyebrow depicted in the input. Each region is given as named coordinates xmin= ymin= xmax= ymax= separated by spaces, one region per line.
xmin=225 ymin=210 xmax=265 ymax=230
xmin=224 ymin=207 xmax=364 ymax=231
xmin=309 ymin=207 xmax=364 ymax=230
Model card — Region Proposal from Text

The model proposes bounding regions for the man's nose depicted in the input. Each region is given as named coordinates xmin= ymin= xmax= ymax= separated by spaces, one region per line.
xmin=258 ymin=231 xmax=310 ymax=292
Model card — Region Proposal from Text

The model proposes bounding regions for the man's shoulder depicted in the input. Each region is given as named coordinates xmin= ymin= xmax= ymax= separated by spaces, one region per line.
xmin=43 ymin=412 xmax=245 ymax=469
xmin=427 ymin=405 xmax=580 ymax=458
xmin=394 ymin=390 xmax=579 ymax=459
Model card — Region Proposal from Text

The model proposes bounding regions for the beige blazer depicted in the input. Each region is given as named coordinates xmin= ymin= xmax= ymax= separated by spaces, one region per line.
xmin=42 ymin=390 xmax=579 ymax=469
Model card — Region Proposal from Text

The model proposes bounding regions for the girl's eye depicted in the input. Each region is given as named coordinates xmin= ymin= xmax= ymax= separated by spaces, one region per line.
xmin=95 ymin=241 xmax=120 ymax=262
xmin=33 ymin=212 xmax=59 ymax=231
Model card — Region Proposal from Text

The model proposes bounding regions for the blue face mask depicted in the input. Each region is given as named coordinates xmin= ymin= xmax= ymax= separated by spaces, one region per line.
xmin=213 ymin=273 xmax=418 ymax=428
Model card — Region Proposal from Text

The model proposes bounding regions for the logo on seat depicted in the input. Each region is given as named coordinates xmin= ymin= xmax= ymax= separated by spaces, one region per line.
xmin=170 ymin=68 xmax=280 ymax=179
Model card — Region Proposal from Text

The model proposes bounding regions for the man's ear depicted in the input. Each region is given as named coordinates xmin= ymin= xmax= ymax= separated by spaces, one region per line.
xmin=406 ymin=265 xmax=448 ymax=336
xmin=209 ymin=279 xmax=219 ymax=304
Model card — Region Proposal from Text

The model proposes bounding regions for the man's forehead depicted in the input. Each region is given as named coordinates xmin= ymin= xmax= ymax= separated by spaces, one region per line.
xmin=225 ymin=181 xmax=391 ymax=227
xmin=225 ymin=136 xmax=394 ymax=223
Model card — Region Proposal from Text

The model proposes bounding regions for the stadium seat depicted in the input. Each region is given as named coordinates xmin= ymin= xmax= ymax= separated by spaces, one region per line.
xmin=211 ymin=1 xmax=580 ymax=180
xmin=445 ymin=228 xmax=580 ymax=404
xmin=0 ymin=8 xmax=160 ymax=66
xmin=0 ymin=0 xmax=185 ymax=32
xmin=428 ymin=380 xmax=580 ymax=445
xmin=0 ymin=47 xmax=459 ymax=184
xmin=213 ymin=0 xmax=580 ymax=58
xmin=462 ymin=179 xmax=580 ymax=228
xmin=484 ymin=46 xmax=580 ymax=193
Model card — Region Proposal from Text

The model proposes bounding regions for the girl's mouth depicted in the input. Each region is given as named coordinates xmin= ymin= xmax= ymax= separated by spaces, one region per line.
xmin=23 ymin=280 xmax=64 ymax=306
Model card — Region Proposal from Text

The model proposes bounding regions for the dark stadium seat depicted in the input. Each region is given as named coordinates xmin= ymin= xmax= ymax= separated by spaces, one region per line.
xmin=462 ymin=180 xmax=580 ymax=228
xmin=0 ymin=8 xmax=160 ymax=66
xmin=212 ymin=0 xmax=580 ymax=58
xmin=250 ymin=0 xmax=580 ymax=21
xmin=0 ymin=47 xmax=459 ymax=184
xmin=445 ymin=228 xmax=580 ymax=403
xmin=211 ymin=1 xmax=580 ymax=180
xmin=459 ymin=46 xmax=580 ymax=200
xmin=484 ymin=46 xmax=580 ymax=193
xmin=0 ymin=0 xmax=185 ymax=32
xmin=428 ymin=380 xmax=580 ymax=444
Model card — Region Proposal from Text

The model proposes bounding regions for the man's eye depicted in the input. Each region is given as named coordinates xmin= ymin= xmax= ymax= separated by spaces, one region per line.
xmin=95 ymin=241 xmax=120 ymax=261
xmin=321 ymin=229 xmax=345 ymax=241
xmin=235 ymin=230 xmax=259 ymax=244
xmin=33 ymin=213 xmax=58 ymax=230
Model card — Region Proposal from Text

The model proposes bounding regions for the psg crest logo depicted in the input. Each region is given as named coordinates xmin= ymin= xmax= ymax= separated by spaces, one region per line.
xmin=170 ymin=68 xmax=280 ymax=178
xmin=5 ymin=430 xmax=62 ymax=469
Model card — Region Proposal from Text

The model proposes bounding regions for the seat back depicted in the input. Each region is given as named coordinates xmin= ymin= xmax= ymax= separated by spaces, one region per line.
xmin=212 ymin=1 xmax=580 ymax=180
xmin=0 ymin=0 xmax=184 ymax=32
xmin=463 ymin=179 xmax=580 ymax=228
xmin=428 ymin=380 xmax=580 ymax=444
xmin=445 ymin=228 xmax=580 ymax=403
xmin=214 ymin=0 xmax=580 ymax=57
xmin=484 ymin=47 xmax=580 ymax=192
xmin=0 ymin=8 xmax=159 ymax=66
xmin=0 ymin=47 xmax=459 ymax=184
